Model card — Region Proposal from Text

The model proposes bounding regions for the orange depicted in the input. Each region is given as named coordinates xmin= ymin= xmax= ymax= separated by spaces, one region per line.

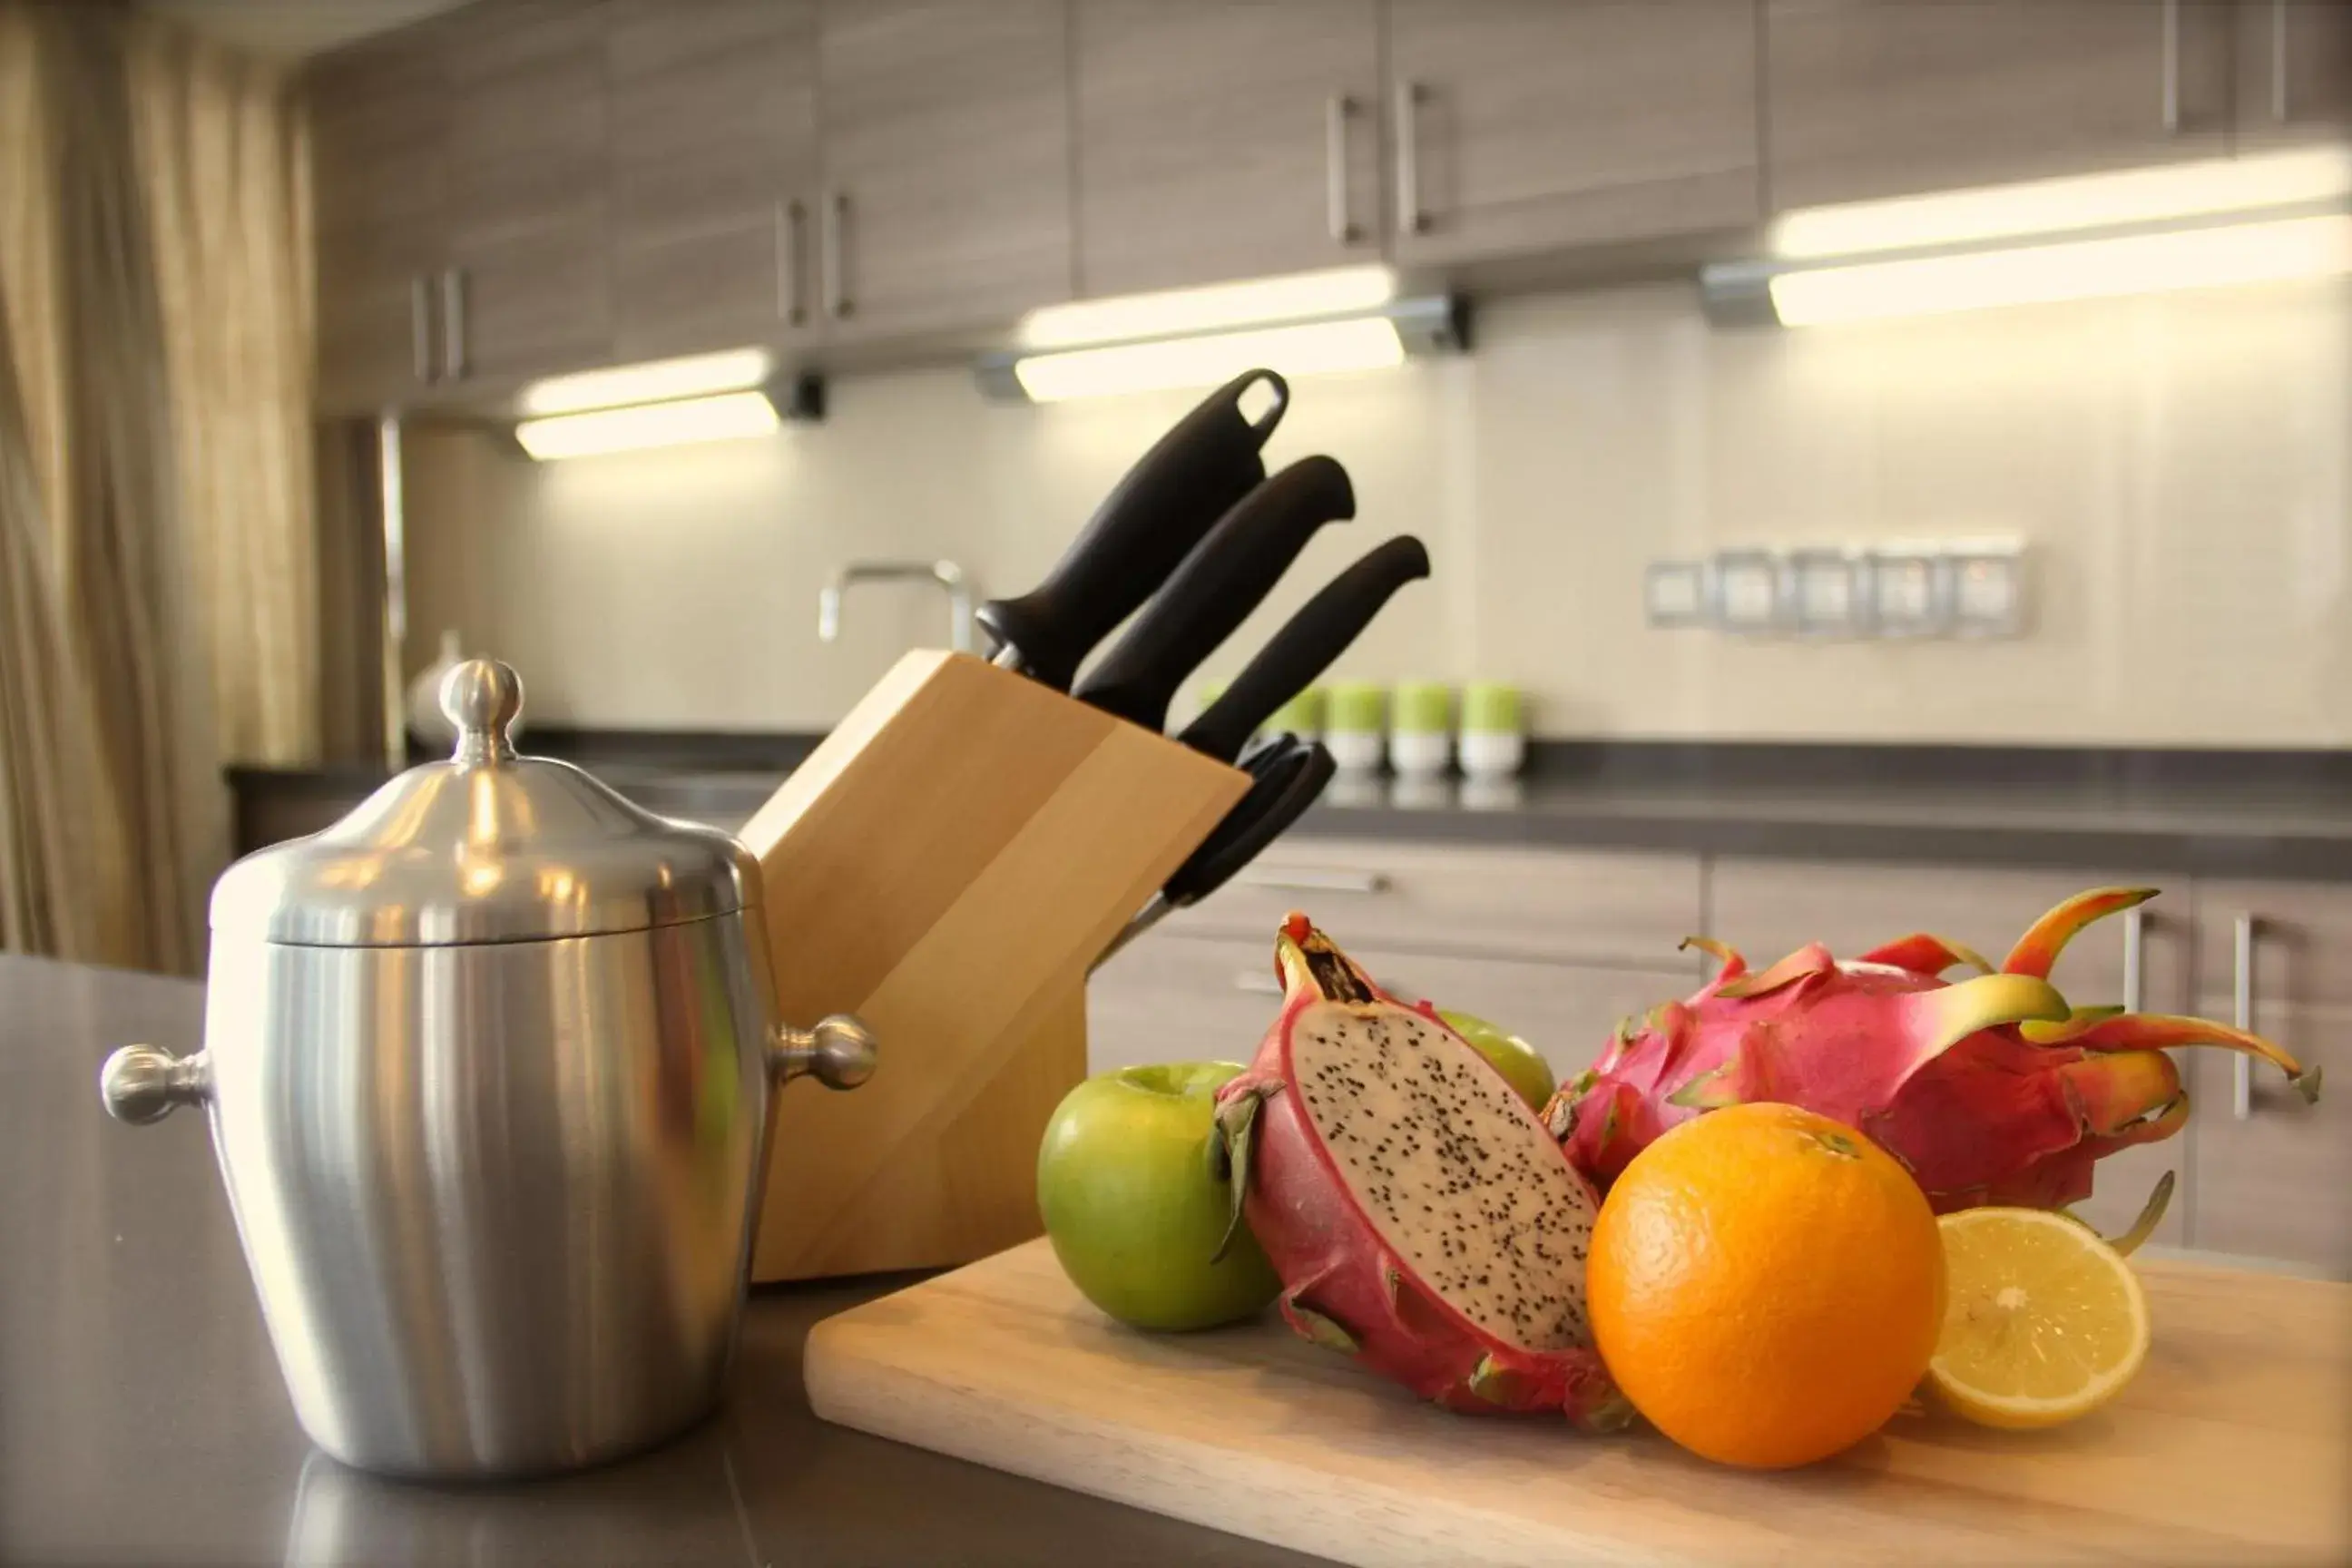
xmin=1586 ymin=1102 xmax=1945 ymax=1468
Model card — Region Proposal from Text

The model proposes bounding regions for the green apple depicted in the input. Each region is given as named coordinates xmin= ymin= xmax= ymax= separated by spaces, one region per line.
xmin=1438 ymin=1009 xmax=1558 ymax=1109
xmin=1036 ymin=1061 xmax=1280 ymax=1331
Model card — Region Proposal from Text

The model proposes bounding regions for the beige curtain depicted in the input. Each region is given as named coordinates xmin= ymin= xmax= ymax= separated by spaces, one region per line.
xmin=127 ymin=17 xmax=319 ymax=768
xmin=0 ymin=1 xmax=317 ymax=971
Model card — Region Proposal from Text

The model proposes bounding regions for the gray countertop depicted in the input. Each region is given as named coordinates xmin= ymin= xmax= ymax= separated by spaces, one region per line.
xmin=230 ymin=742 xmax=2352 ymax=879
xmin=0 ymin=954 xmax=1329 ymax=1568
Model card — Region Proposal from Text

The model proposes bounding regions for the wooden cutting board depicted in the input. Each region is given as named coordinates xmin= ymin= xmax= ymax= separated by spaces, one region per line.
xmin=805 ymin=1238 xmax=2352 ymax=1567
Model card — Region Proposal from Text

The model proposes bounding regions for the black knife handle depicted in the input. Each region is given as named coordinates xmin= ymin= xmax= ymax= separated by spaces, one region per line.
xmin=1072 ymin=455 xmax=1355 ymax=731
xmin=1162 ymin=740 xmax=1337 ymax=908
xmin=1179 ymin=534 xmax=1431 ymax=764
xmin=975 ymin=368 xmax=1288 ymax=691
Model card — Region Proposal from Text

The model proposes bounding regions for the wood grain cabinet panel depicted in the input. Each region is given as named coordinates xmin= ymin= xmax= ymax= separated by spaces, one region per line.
xmin=1764 ymin=0 xmax=2236 ymax=210
xmin=606 ymin=0 xmax=820 ymax=359
xmin=308 ymin=28 xmax=446 ymax=410
xmin=1708 ymin=858 xmax=2194 ymax=1246
xmin=1072 ymin=0 xmax=1382 ymax=297
xmin=816 ymin=0 xmax=1073 ymax=341
xmin=2236 ymin=0 xmax=2352 ymax=147
xmin=2187 ymin=881 xmax=2352 ymax=1277
xmin=1386 ymin=0 xmax=1761 ymax=263
xmin=437 ymin=0 xmax=612 ymax=385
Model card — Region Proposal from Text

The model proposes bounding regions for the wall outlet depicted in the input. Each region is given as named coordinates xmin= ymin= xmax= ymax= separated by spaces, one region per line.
xmin=1868 ymin=549 xmax=1952 ymax=637
xmin=1949 ymin=542 xmax=2028 ymax=637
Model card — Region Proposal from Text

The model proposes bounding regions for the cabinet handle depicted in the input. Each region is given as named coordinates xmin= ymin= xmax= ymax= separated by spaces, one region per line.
xmin=409 ymin=274 xmax=435 ymax=384
xmin=1395 ymin=80 xmax=1429 ymax=236
xmin=1232 ymin=868 xmax=1390 ymax=895
xmin=1325 ymin=93 xmax=1358 ymax=243
xmin=2231 ymin=913 xmax=2256 ymax=1119
xmin=440 ymin=268 xmax=467 ymax=380
xmin=822 ymin=190 xmax=850 ymax=319
xmin=2161 ymin=0 xmax=2180 ymax=133
xmin=777 ymin=199 xmax=808 ymax=326
xmin=2121 ymin=906 xmax=2145 ymax=1013
xmin=2272 ymin=0 xmax=2291 ymax=122
xmin=1231 ymin=972 xmax=1284 ymax=997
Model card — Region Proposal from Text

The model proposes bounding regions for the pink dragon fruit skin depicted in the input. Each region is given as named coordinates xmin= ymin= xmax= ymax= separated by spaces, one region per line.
xmin=1215 ymin=915 xmax=1628 ymax=1429
xmin=1544 ymin=887 xmax=2320 ymax=1212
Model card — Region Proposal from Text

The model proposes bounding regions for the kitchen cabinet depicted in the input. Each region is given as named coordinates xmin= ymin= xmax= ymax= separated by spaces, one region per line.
xmin=1088 ymin=931 xmax=1694 ymax=1079
xmin=1384 ymin=0 xmax=1761 ymax=263
xmin=1071 ymin=1 xmax=1382 ymax=297
xmin=1698 ymin=858 xmax=2197 ymax=1246
xmin=308 ymin=28 xmax=446 ymax=410
xmin=1763 ymin=0 xmax=2236 ymax=211
xmin=436 ymin=0 xmax=612 ymax=387
xmin=2188 ymin=881 xmax=2351 ymax=1276
xmin=2236 ymin=0 xmax=2352 ymax=147
xmin=1161 ymin=838 xmax=1704 ymax=969
xmin=814 ymin=0 xmax=1073 ymax=341
xmin=606 ymin=0 xmax=821 ymax=359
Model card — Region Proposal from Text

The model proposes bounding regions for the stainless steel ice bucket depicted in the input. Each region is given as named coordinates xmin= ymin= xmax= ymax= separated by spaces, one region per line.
xmin=98 ymin=660 xmax=874 ymax=1479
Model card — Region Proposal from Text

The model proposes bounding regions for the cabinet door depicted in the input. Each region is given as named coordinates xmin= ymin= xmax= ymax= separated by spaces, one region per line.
xmin=817 ymin=0 xmax=1073 ymax=340
xmin=1709 ymin=858 xmax=2193 ymax=1247
xmin=1087 ymin=932 xmax=1691 ymax=1086
xmin=1765 ymin=0 xmax=2236 ymax=211
xmin=1385 ymin=0 xmax=1760 ymax=264
xmin=308 ymin=29 xmax=446 ymax=411
xmin=1072 ymin=0 xmax=1380 ymax=297
xmin=438 ymin=0 xmax=612 ymax=387
xmin=2189 ymin=883 xmax=2351 ymax=1277
xmin=2236 ymin=0 xmax=2352 ymax=147
xmin=607 ymin=0 xmax=821 ymax=360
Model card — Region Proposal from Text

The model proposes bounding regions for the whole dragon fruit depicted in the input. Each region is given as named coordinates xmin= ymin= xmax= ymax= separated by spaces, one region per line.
xmin=1212 ymin=913 xmax=1627 ymax=1429
xmin=1544 ymin=887 xmax=2320 ymax=1212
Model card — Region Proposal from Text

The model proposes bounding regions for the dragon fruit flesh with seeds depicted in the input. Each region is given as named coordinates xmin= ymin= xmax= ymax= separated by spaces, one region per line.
xmin=1544 ymin=887 xmax=2321 ymax=1213
xmin=1212 ymin=914 xmax=1627 ymax=1428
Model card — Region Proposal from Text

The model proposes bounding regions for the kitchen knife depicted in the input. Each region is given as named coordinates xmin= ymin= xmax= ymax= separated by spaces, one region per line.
xmin=976 ymin=368 xmax=1289 ymax=691
xmin=1178 ymin=534 xmax=1431 ymax=765
xmin=1091 ymin=735 xmax=1337 ymax=970
xmin=1071 ymin=455 xmax=1356 ymax=732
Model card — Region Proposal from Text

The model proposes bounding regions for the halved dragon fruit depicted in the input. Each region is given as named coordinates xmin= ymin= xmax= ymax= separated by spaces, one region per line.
xmin=1213 ymin=914 xmax=1626 ymax=1428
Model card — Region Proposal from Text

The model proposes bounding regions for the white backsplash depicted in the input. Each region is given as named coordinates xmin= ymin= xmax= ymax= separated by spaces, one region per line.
xmin=405 ymin=275 xmax=2351 ymax=746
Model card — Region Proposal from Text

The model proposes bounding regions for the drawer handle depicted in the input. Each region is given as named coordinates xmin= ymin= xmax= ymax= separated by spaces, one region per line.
xmin=1231 ymin=972 xmax=1283 ymax=997
xmin=2231 ymin=913 xmax=2256 ymax=1119
xmin=2160 ymin=0 xmax=2180 ymax=133
xmin=1325 ymin=92 xmax=1358 ymax=243
xmin=1233 ymin=868 xmax=1390 ymax=896
xmin=2121 ymin=906 xmax=2145 ymax=1013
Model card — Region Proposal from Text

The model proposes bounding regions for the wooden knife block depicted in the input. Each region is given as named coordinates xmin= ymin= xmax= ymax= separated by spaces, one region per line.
xmin=737 ymin=651 xmax=1249 ymax=1282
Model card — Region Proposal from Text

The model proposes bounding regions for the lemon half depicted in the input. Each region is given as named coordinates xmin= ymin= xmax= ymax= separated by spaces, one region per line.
xmin=1928 ymin=1206 xmax=2151 ymax=1430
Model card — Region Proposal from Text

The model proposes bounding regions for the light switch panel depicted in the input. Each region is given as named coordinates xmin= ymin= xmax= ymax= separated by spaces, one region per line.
xmin=1787 ymin=549 xmax=1867 ymax=637
xmin=1710 ymin=550 xmax=1783 ymax=633
xmin=1643 ymin=561 xmax=1708 ymax=629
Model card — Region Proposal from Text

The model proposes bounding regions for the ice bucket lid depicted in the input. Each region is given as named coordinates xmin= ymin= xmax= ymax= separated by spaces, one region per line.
xmin=211 ymin=660 xmax=757 ymax=946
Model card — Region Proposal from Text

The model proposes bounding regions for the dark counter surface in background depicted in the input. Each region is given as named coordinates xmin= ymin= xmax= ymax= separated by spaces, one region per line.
xmin=232 ymin=739 xmax=2352 ymax=879
xmin=0 ymin=954 xmax=1329 ymax=1568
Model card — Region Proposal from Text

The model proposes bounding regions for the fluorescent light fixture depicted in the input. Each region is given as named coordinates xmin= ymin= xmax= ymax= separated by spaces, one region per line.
xmin=1765 ymin=213 xmax=2352 ymax=328
xmin=1011 ymin=317 xmax=1406 ymax=404
xmin=513 ymin=390 xmax=781 ymax=461
xmin=518 ymin=348 xmax=775 ymax=416
xmin=1019 ymin=265 xmax=1398 ymax=350
xmin=1772 ymin=147 xmax=2352 ymax=260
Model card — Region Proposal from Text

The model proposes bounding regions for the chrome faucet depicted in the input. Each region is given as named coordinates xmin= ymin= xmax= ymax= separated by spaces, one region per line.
xmin=817 ymin=560 xmax=976 ymax=653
